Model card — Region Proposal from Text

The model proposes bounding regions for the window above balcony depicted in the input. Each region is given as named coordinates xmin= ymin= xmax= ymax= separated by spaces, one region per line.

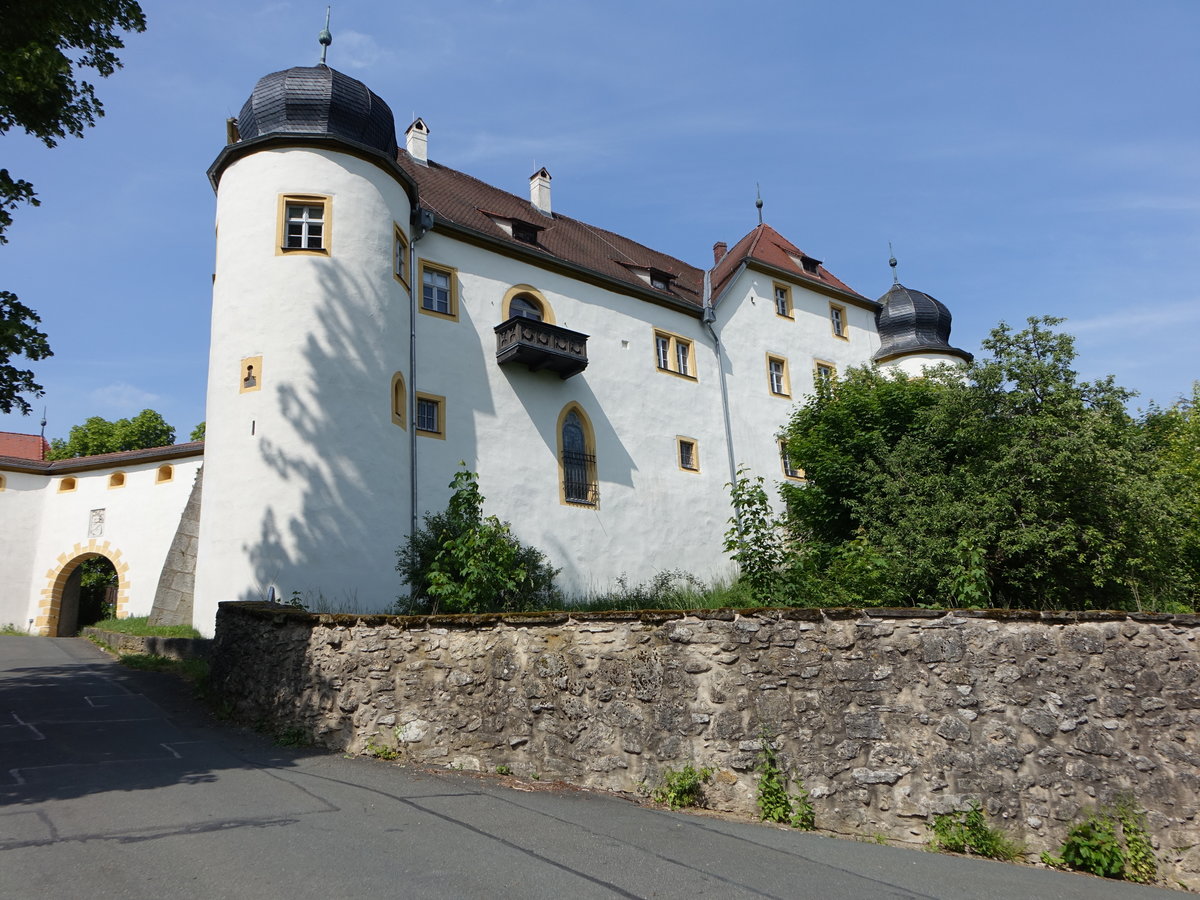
xmin=495 ymin=316 xmax=589 ymax=380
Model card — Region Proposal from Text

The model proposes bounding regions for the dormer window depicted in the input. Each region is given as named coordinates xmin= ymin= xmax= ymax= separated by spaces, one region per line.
xmin=801 ymin=257 xmax=820 ymax=275
xmin=512 ymin=221 xmax=539 ymax=245
xmin=650 ymin=270 xmax=673 ymax=291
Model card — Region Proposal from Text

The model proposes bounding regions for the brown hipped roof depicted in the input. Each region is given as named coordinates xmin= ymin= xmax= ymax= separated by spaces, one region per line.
xmin=396 ymin=153 xmax=867 ymax=313
xmin=0 ymin=432 xmax=49 ymax=461
xmin=396 ymin=154 xmax=705 ymax=308
xmin=709 ymin=223 xmax=867 ymax=303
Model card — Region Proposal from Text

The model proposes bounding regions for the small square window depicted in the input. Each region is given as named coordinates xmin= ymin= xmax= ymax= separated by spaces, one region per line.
xmin=416 ymin=393 xmax=445 ymax=438
xmin=830 ymin=303 xmax=847 ymax=339
xmin=156 ymin=465 xmax=173 ymax=484
xmin=767 ymin=355 xmax=791 ymax=397
xmin=278 ymin=195 xmax=330 ymax=254
xmin=814 ymin=361 xmax=836 ymax=386
xmin=678 ymin=438 xmax=699 ymax=472
xmin=419 ymin=261 xmax=458 ymax=320
xmin=774 ymin=283 xmax=793 ymax=318
xmin=654 ymin=329 xmax=696 ymax=380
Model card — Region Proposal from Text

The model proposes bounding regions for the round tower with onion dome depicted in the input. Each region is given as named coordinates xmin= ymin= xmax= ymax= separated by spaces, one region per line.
xmin=873 ymin=280 xmax=973 ymax=376
xmin=193 ymin=58 xmax=419 ymax=634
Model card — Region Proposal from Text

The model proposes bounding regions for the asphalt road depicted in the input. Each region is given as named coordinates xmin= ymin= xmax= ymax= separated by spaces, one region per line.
xmin=0 ymin=636 xmax=1177 ymax=899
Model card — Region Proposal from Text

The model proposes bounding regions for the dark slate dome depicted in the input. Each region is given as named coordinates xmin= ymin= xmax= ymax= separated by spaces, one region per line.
xmin=873 ymin=283 xmax=972 ymax=363
xmin=237 ymin=65 xmax=398 ymax=156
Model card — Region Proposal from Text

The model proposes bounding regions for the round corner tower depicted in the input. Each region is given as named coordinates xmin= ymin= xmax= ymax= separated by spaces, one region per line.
xmin=194 ymin=64 xmax=419 ymax=633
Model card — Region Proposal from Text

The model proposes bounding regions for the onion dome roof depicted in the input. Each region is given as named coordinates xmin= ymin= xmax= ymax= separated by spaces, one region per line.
xmin=873 ymin=283 xmax=972 ymax=363
xmin=236 ymin=65 xmax=398 ymax=156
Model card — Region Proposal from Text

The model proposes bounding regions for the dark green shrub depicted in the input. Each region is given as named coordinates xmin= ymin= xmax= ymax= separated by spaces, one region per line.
xmin=396 ymin=467 xmax=560 ymax=614
xmin=1060 ymin=798 xmax=1158 ymax=884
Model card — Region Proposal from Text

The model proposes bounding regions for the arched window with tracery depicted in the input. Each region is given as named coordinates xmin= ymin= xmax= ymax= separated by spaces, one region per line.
xmin=559 ymin=405 xmax=597 ymax=506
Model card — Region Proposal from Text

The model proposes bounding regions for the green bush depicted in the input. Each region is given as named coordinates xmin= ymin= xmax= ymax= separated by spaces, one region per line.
xmin=1059 ymin=799 xmax=1158 ymax=884
xmin=651 ymin=763 xmax=713 ymax=810
xmin=928 ymin=802 xmax=1024 ymax=861
xmin=396 ymin=466 xmax=560 ymax=614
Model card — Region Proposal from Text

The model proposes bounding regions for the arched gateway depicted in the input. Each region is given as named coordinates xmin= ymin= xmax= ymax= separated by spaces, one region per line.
xmin=38 ymin=541 xmax=130 ymax=637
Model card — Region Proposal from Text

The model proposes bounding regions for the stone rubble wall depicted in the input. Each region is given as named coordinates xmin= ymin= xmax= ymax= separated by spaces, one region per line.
xmin=210 ymin=602 xmax=1200 ymax=887
xmin=81 ymin=626 xmax=211 ymax=660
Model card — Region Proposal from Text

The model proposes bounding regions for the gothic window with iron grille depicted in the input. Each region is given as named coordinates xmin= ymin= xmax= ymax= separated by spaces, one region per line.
xmin=561 ymin=409 xmax=597 ymax=505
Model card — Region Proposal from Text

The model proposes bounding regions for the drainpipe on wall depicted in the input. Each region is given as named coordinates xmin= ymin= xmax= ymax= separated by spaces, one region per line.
xmin=409 ymin=208 xmax=434 ymax=542
xmin=702 ymin=264 xmax=743 ymax=504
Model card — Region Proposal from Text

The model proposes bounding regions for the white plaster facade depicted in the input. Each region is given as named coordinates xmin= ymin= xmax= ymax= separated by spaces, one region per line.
xmin=0 ymin=63 xmax=968 ymax=637
xmin=0 ymin=450 xmax=202 ymax=634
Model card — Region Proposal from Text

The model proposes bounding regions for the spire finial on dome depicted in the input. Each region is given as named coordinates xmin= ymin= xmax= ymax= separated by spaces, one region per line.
xmin=755 ymin=183 xmax=764 ymax=226
xmin=318 ymin=6 xmax=333 ymax=65
xmin=888 ymin=241 xmax=899 ymax=285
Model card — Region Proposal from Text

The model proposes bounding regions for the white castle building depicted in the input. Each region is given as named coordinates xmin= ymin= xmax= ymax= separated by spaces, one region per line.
xmin=0 ymin=64 xmax=969 ymax=637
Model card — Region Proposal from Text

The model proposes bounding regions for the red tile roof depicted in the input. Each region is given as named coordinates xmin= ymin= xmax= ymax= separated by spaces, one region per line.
xmin=396 ymin=154 xmax=706 ymax=308
xmin=397 ymin=151 xmax=868 ymax=315
xmin=709 ymin=224 xmax=867 ymax=303
xmin=0 ymin=432 xmax=48 ymax=461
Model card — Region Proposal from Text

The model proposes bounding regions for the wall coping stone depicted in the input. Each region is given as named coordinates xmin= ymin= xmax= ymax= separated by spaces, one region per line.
xmin=217 ymin=600 xmax=1200 ymax=631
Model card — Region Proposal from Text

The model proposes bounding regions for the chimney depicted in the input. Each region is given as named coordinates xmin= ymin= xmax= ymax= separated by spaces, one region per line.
xmin=530 ymin=167 xmax=552 ymax=217
xmin=713 ymin=241 xmax=728 ymax=264
xmin=405 ymin=118 xmax=429 ymax=165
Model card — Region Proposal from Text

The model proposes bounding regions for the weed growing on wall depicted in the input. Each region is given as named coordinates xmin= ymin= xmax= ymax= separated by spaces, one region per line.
xmin=755 ymin=737 xmax=814 ymax=830
xmin=651 ymin=763 xmax=713 ymax=810
xmin=927 ymin=802 xmax=1024 ymax=861
xmin=1059 ymin=798 xmax=1158 ymax=884
xmin=364 ymin=739 xmax=400 ymax=761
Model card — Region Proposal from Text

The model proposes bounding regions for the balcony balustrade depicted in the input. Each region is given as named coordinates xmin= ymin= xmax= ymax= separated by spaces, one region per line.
xmin=494 ymin=316 xmax=589 ymax=379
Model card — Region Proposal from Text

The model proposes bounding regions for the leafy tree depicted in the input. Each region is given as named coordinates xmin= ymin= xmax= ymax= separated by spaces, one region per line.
xmin=0 ymin=1 xmax=147 ymax=412
xmin=782 ymin=317 xmax=1195 ymax=611
xmin=0 ymin=291 xmax=51 ymax=414
xmin=724 ymin=467 xmax=785 ymax=599
xmin=190 ymin=421 xmax=205 ymax=441
xmin=47 ymin=408 xmax=174 ymax=459
xmin=396 ymin=466 xmax=560 ymax=614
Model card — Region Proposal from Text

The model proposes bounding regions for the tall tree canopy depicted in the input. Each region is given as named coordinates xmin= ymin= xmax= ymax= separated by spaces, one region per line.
xmin=781 ymin=317 xmax=1197 ymax=612
xmin=0 ymin=1 xmax=147 ymax=413
xmin=47 ymin=408 xmax=174 ymax=459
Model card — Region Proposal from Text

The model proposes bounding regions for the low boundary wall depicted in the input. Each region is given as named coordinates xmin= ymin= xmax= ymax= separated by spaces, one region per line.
xmin=81 ymin=626 xmax=211 ymax=660
xmin=210 ymin=602 xmax=1200 ymax=887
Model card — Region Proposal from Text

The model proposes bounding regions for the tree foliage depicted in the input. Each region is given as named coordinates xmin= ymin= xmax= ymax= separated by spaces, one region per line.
xmin=47 ymin=408 xmax=174 ymax=459
xmin=0 ymin=0 xmax=146 ymax=412
xmin=779 ymin=317 xmax=1197 ymax=611
xmin=0 ymin=290 xmax=52 ymax=414
xmin=396 ymin=466 xmax=560 ymax=614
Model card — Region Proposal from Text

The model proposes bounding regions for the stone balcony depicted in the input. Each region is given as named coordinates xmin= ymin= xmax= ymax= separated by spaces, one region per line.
xmin=494 ymin=316 xmax=589 ymax=379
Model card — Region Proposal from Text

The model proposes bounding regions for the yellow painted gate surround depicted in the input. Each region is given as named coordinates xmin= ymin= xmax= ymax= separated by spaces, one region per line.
xmin=37 ymin=541 xmax=130 ymax=636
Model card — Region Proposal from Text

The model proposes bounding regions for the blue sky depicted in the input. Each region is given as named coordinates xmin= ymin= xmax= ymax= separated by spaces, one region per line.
xmin=3 ymin=0 xmax=1198 ymax=443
